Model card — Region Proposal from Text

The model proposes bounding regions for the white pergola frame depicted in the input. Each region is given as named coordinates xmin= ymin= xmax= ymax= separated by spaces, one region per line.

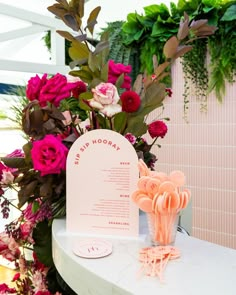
xmin=0 ymin=3 xmax=71 ymax=75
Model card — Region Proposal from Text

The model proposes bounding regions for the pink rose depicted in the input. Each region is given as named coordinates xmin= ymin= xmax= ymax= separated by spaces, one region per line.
xmin=31 ymin=135 xmax=68 ymax=176
xmin=39 ymin=73 xmax=79 ymax=107
xmin=108 ymin=60 xmax=132 ymax=90
xmin=90 ymin=83 xmax=122 ymax=117
xmin=26 ymin=74 xmax=48 ymax=101
xmin=148 ymin=120 xmax=168 ymax=139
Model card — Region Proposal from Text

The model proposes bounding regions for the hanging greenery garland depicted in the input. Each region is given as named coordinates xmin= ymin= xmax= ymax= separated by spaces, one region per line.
xmin=181 ymin=38 xmax=209 ymax=121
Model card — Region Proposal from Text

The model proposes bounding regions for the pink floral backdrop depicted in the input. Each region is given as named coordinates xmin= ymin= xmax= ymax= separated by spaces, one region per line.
xmin=151 ymin=59 xmax=236 ymax=249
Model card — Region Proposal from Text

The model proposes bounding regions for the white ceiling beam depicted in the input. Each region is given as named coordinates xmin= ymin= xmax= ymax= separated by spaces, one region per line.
xmin=0 ymin=25 xmax=49 ymax=42
xmin=0 ymin=59 xmax=71 ymax=75
xmin=0 ymin=3 xmax=72 ymax=31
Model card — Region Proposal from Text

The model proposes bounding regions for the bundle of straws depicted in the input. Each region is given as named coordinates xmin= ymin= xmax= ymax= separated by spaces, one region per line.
xmin=138 ymin=246 xmax=180 ymax=282
xmin=132 ymin=160 xmax=191 ymax=245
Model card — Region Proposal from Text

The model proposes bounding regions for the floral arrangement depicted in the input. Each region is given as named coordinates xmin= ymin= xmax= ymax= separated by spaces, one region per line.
xmin=0 ymin=1 xmax=216 ymax=294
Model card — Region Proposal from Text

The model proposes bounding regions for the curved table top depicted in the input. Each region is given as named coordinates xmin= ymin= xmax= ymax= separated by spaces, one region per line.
xmin=52 ymin=217 xmax=236 ymax=295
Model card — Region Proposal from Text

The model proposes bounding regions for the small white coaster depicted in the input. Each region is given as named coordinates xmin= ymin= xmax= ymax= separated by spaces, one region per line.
xmin=72 ymin=238 xmax=113 ymax=259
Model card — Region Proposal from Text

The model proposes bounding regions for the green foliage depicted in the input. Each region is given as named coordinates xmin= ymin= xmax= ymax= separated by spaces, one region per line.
xmin=118 ymin=0 xmax=236 ymax=105
xmin=181 ymin=38 xmax=208 ymax=119
xmin=33 ymin=221 xmax=54 ymax=267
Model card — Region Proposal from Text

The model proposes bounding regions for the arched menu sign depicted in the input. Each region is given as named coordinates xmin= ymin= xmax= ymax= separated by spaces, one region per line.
xmin=66 ymin=129 xmax=139 ymax=238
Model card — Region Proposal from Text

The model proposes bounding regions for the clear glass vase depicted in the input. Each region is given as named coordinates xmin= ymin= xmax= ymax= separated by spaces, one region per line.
xmin=146 ymin=212 xmax=179 ymax=246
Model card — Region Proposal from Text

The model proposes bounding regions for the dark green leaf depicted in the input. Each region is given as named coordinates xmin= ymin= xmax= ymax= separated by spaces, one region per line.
xmin=0 ymin=157 xmax=26 ymax=168
xmin=32 ymin=200 xmax=40 ymax=213
xmin=113 ymin=112 xmax=127 ymax=133
xmin=33 ymin=221 xmax=53 ymax=267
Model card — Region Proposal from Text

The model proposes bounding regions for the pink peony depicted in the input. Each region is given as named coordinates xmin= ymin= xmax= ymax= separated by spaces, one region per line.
xmin=31 ymin=135 xmax=68 ymax=176
xmin=90 ymin=83 xmax=121 ymax=117
xmin=26 ymin=74 xmax=48 ymax=102
xmin=120 ymin=90 xmax=141 ymax=113
xmin=148 ymin=120 xmax=168 ymax=139
xmin=108 ymin=60 xmax=132 ymax=90
xmin=39 ymin=73 xmax=77 ymax=107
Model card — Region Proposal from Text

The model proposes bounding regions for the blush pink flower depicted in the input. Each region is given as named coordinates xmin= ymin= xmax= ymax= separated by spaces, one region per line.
xmin=1 ymin=170 xmax=14 ymax=185
xmin=148 ymin=120 xmax=168 ymax=139
xmin=0 ymin=232 xmax=20 ymax=262
xmin=32 ymin=271 xmax=48 ymax=293
xmin=31 ymin=135 xmax=68 ymax=176
xmin=90 ymin=83 xmax=121 ymax=117
xmin=120 ymin=90 xmax=141 ymax=113
xmin=108 ymin=60 xmax=132 ymax=90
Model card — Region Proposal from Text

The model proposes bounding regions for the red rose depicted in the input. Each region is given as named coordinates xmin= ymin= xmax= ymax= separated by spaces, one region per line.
xmin=148 ymin=120 xmax=168 ymax=139
xmin=72 ymin=81 xmax=87 ymax=98
xmin=31 ymin=135 xmax=68 ymax=176
xmin=108 ymin=60 xmax=132 ymax=90
xmin=120 ymin=91 xmax=141 ymax=113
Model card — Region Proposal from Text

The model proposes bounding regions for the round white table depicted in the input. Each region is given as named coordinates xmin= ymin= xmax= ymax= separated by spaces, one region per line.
xmin=52 ymin=217 xmax=236 ymax=295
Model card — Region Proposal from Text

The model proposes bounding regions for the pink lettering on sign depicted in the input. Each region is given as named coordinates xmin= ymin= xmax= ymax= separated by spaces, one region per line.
xmin=92 ymin=138 xmax=120 ymax=151
xmin=120 ymin=162 xmax=130 ymax=165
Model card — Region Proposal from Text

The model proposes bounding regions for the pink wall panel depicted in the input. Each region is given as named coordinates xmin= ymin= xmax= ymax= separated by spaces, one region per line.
xmin=150 ymin=60 xmax=236 ymax=249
